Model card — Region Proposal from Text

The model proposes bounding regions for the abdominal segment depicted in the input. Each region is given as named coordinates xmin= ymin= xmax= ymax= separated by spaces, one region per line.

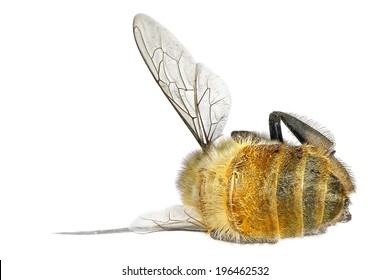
xmin=226 ymin=144 xmax=346 ymax=240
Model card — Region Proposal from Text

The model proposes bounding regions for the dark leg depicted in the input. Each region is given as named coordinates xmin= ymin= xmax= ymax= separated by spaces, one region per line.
xmin=269 ymin=111 xmax=334 ymax=152
xmin=269 ymin=112 xmax=284 ymax=142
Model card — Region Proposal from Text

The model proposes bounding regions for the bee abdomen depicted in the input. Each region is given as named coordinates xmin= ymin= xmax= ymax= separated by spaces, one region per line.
xmin=300 ymin=154 xmax=345 ymax=236
xmin=227 ymin=144 xmax=348 ymax=241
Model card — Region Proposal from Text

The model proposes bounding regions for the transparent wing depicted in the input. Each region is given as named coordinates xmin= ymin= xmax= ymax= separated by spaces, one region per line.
xmin=129 ymin=205 xmax=206 ymax=233
xmin=56 ymin=205 xmax=205 ymax=235
xmin=133 ymin=14 xmax=231 ymax=148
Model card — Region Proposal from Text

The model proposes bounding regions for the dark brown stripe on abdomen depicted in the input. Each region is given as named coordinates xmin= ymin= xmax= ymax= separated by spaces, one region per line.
xmin=276 ymin=146 xmax=306 ymax=238
xmin=302 ymin=155 xmax=328 ymax=234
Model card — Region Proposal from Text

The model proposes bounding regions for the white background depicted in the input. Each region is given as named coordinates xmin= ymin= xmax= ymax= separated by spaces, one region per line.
xmin=1 ymin=0 xmax=389 ymax=279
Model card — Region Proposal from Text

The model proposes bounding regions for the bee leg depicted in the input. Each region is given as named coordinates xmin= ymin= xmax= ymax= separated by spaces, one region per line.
xmin=269 ymin=111 xmax=334 ymax=152
xmin=231 ymin=131 xmax=266 ymax=143
xmin=269 ymin=112 xmax=284 ymax=142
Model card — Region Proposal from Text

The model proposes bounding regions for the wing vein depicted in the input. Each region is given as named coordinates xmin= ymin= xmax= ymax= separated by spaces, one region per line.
xmin=133 ymin=14 xmax=231 ymax=148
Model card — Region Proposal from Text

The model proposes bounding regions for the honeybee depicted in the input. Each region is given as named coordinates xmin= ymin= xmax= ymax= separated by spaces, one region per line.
xmin=60 ymin=14 xmax=354 ymax=243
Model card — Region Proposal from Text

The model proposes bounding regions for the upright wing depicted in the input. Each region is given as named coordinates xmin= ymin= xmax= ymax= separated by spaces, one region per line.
xmin=133 ymin=14 xmax=231 ymax=148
